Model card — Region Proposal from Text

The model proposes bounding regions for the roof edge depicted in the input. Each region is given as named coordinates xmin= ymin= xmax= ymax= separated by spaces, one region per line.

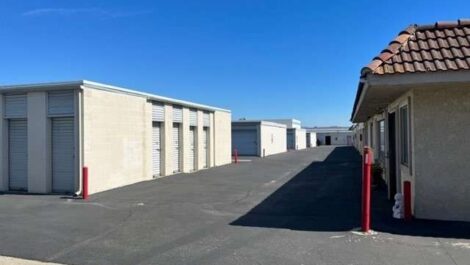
xmin=0 ymin=80 xmax=231 ymax=113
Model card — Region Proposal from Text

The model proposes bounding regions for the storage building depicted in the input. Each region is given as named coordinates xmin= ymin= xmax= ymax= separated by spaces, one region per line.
xmin=306 ymin=132 xmax=317 ymax=148
xmin=0 ymin=80 xmax=231 ymax=195
xmin=232 ymin=120 xmax=286 ymax=157
xmin=308 ymin=127 xmax=353 ymax=146
xmin=264 ymin=119 xmax=307 ymax=150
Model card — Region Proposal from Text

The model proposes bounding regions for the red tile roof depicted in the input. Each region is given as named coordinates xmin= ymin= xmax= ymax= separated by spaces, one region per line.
xmin=362 ymin=19 xmax=470 ymax=76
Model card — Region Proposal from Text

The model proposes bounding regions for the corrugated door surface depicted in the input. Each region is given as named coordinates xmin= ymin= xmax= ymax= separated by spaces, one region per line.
xmin=52 ymin=117 xmax=75 ymax=193
xmin=188 ymin=127 xmax=196 ymax=171
xmin=152 ymin=122 xmax=161 ymax=176
xmin=173 ymin=106 xmax=183 ymax=123
xmin=172 ymin=124 xmax=181 ymax=173
xmin=189 ymin=110 xmax=197 ymax=126
xmin=202 ymin=128 xmax=209 ymax=168
xmin=203 ymin=112 xmax=210 ymax=127
xmin=232 ymin=129 xmax=258 ymax=156
xmin=152 ymin=102 xmax=164 ymax=121
xmin=48 ymin=91 xmax=74 ymax=116
xmin=287 ymin=130 xmax=295 ymax=150
xmin=5 ymin=94 xmax=27 ymax=118
xmin=8 ymin=119 xmax=28 ymax=191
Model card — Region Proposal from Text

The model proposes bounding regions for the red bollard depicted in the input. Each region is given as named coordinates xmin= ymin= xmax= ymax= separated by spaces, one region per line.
xmin=404 ymin=181 xmax=412 ymax=221
xmin=362 ymin=146 xmax=373 ymax=233
xmin=82 ymin=167 xmax=89 ymax=200
xmin=234 ymin=148 xmax=238 ymax=164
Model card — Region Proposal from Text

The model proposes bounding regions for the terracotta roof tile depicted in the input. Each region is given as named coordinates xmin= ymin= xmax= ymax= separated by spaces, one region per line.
xmin=362 ymin=19 xmax=470 ymax=75
xmin=457 ymin=36 xmax=469 ymax=46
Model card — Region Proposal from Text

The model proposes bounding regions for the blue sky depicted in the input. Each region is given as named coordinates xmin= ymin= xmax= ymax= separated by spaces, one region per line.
xmin=0 ymin=1 xmax=468 ymax=126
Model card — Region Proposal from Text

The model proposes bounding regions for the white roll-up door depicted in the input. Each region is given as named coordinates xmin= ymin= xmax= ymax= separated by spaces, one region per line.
xmin=232 ymin=129 xmax=258 ymax=156
xmin=173 ymin=106 xmax=183 ymax=123
xmin=187 ymin=127 xmax=196 ymax=172
xmin=189 ymin=110 xmax=197 ymax=126
xmin=152 ymin=122 xmax=161 ymax=177
xmin=203 ymin=112 xmax=210 ymax=127
xmin=5 ymin=94 xmax=27 ymax=118
xmin=152 ymin=102 xmax=164 ymax=122
xmin=172 ymin=124 xmax=181 ymax=173
xmin=52 ymin=117 xmax=75 ymax=193
xmin=48 ymin=91 xmax=74 ymax=116
xmin=8 ymin=119 xmax=28 ymax=191
xmin=202 ymin=127 xmax=209 ymax=168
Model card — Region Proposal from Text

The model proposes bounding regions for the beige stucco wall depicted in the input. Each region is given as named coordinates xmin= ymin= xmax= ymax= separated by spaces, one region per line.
xmin=213 ymin=111 xmax=231 ymax=166
xmin=182 ymin=107 xmax=191 ymax=173
xmin=260 ymin=123 xmax=286 ymax=156
xmin=83 ymin=88 xmax=152 ymax=194
xmin=209 ymin=112 xmax=215 ymax=167
xmin=413 ymin=86 xmax=470 ymax=221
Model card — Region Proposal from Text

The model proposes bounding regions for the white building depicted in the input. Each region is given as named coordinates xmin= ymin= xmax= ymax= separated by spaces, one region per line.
xmin=307 ymin=127 xmax=353 ymax=146
xmin=231 ymin=120 xmax=287 ymax=157
xmin=306 ymin=132 xmax=317 ymax=148
xmin=264 ymin=119 xmax=306 ymax=150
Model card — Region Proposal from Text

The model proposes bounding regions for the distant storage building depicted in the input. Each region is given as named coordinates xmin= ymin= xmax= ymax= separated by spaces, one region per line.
xmin=232 ymin=120 xmax=286 ymax=157
xmin=306 ymin=132 xmax=317 ymax=148
xmin=308 ymin=127 xmax=353 ymax=146
xmin=265 ymin=119 xmax=307 ymax=150
xmin=0 ymin=80 xmax=231 ymax=195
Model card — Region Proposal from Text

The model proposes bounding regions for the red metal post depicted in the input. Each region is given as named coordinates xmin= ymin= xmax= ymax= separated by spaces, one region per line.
xmin=404 ymin=181 xmax=412 ymax=221
xmin=362 ymin=146 xmax=373 ymax=233
xmin=82 ymin=167 xmax=89 ymax=200
xmin=234 ymin=149 xmax=238 ymax=164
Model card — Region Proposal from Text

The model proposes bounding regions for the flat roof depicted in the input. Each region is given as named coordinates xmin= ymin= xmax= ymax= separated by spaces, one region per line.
xmin=306 ymin=127 xmax=352 ymax=133
xmin=0 ymin=80 xmax=231 ymax=113
xmin=232 ymin=120 xmax=287 ymax=128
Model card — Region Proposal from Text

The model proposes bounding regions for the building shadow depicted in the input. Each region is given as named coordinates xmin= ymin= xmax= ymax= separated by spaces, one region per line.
xmin=231 ymin=146 xmax=362 ymax=231
xmin=231 ymin=146 xmax=470 ymax=239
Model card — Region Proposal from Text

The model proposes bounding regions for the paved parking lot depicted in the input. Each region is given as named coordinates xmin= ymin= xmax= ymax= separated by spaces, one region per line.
xmin=1 ymin=146 xmax=470 ymax=265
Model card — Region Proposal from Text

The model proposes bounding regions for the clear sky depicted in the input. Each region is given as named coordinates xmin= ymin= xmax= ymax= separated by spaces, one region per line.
xmin=1 ymin=1 xmax=468 ymax=126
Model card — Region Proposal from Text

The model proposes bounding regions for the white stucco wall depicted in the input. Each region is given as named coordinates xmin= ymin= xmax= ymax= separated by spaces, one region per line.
xmin=413 ymin=86 xmax=470 ymax=221
xmin=295 ymin=129 xmax=307 ymax=150
xmin=307 ymin=132 xmax=317 ymax=147
xmin=260 ymin=122 xmax=287 ymax=156
xmin=316 ymin=132 xmax=353 ymax=146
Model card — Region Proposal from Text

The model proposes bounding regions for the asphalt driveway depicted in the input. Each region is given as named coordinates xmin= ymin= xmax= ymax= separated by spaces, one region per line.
xmin=1 ymin=146 xmax=470 ymax=265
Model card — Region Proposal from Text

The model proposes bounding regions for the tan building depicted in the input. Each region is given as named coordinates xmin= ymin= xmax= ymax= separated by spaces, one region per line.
xmin=232 ymin=120 xmax=287 ymax=157
xmin=351 ymin=19 xmax=470 ymax=222
xmin=0 ymin=80 xmax=231 ymax=195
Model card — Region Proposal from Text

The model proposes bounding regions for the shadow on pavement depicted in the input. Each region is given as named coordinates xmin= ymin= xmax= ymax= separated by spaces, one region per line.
xmin=231 ymin=146 xmax=470 ymax=239
xmin=231 ymin=146 xmax=362 ymax=231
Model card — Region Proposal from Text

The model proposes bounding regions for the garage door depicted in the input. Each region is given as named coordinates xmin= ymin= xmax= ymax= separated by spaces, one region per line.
xmin=202 ymin=128 xmax=209 ymax=168
xmin=8 ymin=119 xmax=28 ymax=191
xmin=173 ymin=124 xmax=181 ymax=173
xmin=287 ymin=130 xmax=295 ymax=150
xmin=232 ymin=129 xmax=258 ymax=156
xmin=152 ymin=122 xmax=161 ymax=177
xmin=187 ymin=127 xmax=196 ymax=172
xmin=52 ymin=117 xmax=75 ymax=193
